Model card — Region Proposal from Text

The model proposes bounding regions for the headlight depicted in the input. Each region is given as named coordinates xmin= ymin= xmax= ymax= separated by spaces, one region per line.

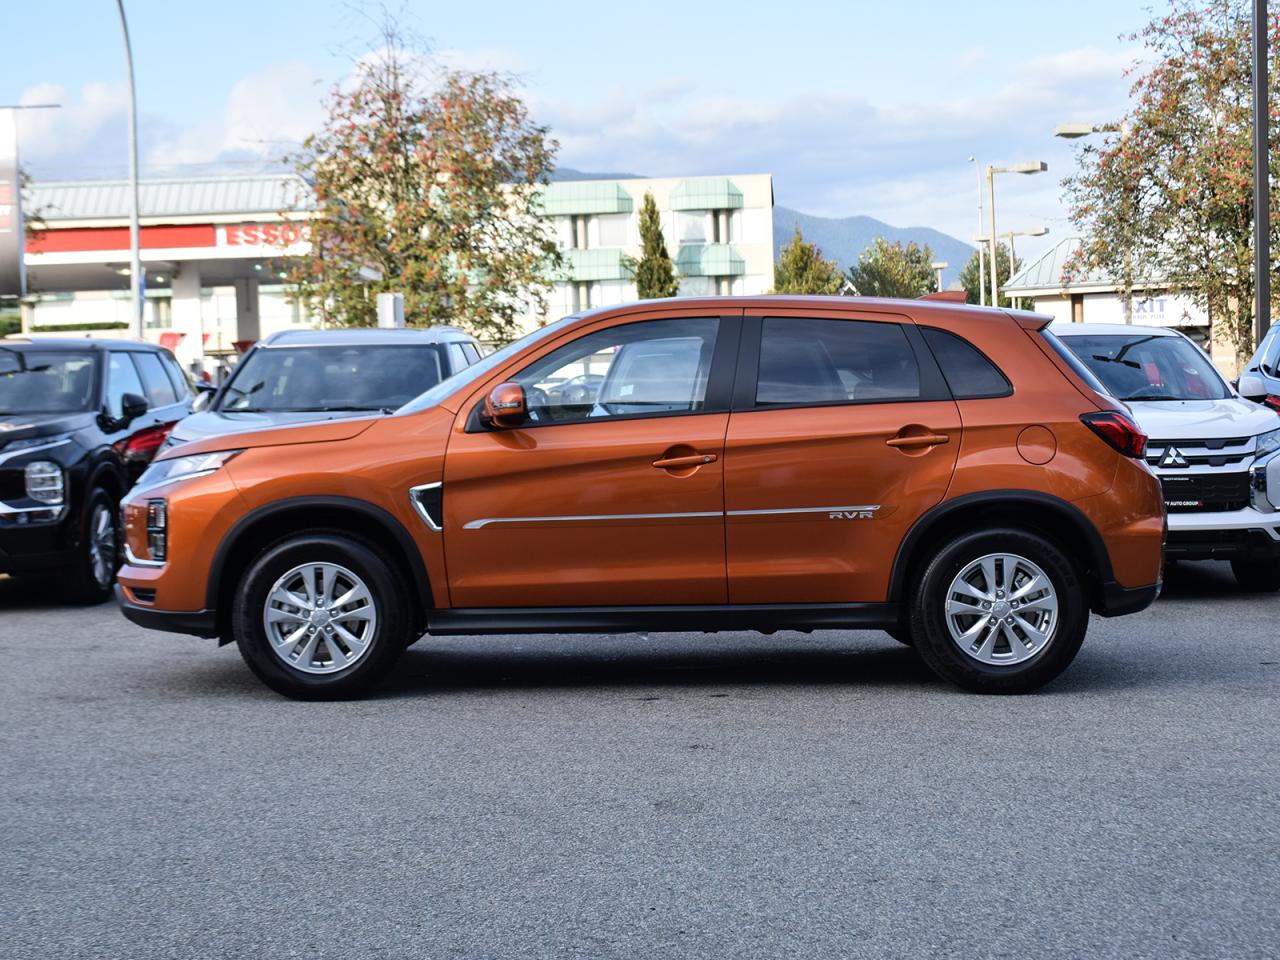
xmin=1257 ymin=427 xmax=1280 ymax=458
xmin=25 ymin=461 xmax=64 ymax=504
xmin=136 ymin=449 xmax=242 ymax=489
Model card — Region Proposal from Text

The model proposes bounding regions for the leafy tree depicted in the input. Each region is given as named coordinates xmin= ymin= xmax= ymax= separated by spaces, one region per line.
xmin=771 ymin=226 xmax=845 ymax=295
xmin=632 ymin=191 xmax=678 ymax=299
xmin=847 ymin=237 xmax=936 ymax=298
xmin=1064 ymin=0 xmax=1280 ymax=364
xmin=958 ymin=243 xmax=1022 ymax=308
xmin=286 ymin=21 xmax=560 ymax=340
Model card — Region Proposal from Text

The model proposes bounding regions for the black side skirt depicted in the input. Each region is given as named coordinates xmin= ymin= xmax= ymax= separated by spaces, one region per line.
xmin=426 ymin=603 xmax=898 ymax=636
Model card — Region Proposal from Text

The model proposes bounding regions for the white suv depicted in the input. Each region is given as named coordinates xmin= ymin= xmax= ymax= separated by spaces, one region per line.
xmin=1052 ymin=323 xmax=1280 ymax=591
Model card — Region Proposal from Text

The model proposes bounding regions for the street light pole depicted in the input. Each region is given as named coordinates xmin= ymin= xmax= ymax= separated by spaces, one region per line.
xmin=969 ymin=156 xmax=986 ymax=305
xmin=116 ymin=0 xmax=143 ymax=339
xmin=1254 ymin=0 xmax=1271 ymax=344
xmin=987 ymin=161 xmax=1048 ymax=308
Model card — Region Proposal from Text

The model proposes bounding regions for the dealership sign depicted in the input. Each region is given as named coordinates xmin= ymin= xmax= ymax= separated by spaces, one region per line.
xmin=0 ymin=110 xmax=24 ymax=297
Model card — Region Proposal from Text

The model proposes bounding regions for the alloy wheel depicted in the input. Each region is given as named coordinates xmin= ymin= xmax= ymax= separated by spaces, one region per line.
xmin=263 ymin=562 xmax=378 ymax=675
xmin=89 ymin=503 xmax=118 ymax=589
xmin=944 ymin=552 xmax=1058 ymax=666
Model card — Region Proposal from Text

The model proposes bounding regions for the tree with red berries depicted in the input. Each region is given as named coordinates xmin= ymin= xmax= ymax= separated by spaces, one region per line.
xmin=287 ymin=22 xmax=560 ymax=340
xmin=1065 ymin=0 xmax=1280 ymax=364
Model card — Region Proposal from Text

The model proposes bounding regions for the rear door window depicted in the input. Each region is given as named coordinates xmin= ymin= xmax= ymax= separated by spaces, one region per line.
xmin=132 ymin=352 xmax=179 ymax=408
xmin=921 ymin=328 xmax=1011 ymax=399
xmin=755 ymin=317 xmax=921 ymax=406
xmin=105 ymin=352 xmax=146 ymax=419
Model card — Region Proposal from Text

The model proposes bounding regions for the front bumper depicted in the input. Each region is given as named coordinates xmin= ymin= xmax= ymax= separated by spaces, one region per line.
xmin=115 ymin=584 xmax=219 ymax=638
xmin=1165 ymin=507 xmax=1280 ymax=561
xmin=0 ymin=507 xmax=76 ymax=574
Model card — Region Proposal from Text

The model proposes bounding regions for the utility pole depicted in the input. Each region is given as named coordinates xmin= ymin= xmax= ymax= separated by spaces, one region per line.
xmin=969 ymin=157 xmax=985 ymax=305
xmin=116 ymin=0 xmax=143 ymax=338
xmin=1254 ymin=0 xmax=1271 ymax=344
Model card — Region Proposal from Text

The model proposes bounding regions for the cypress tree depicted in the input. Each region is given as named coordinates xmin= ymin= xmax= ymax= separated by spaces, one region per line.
xmin=633 ymin=191 xmax=680 ymax=299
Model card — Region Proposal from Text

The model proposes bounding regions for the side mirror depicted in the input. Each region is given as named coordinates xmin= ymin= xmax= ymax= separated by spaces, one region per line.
xmin=1238 ymin=372 xmax=1268 ymax=401
xmin=121 ymin=392 xmax=149 ymax=421
xmin=483 ymin=382 xmax=527 ymax=428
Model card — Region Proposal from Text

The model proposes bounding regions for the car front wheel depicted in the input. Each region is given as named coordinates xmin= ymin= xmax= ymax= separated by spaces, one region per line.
xmin=67 ymin=489 xmax=120 ymax=604
xmin=907 ymin=529 xmax=1088 ymax=694
xmin=232 ymin=533 xmax=413 ymax=700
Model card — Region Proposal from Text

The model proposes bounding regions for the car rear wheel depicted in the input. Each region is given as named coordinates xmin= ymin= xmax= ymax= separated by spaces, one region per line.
xmin=232 ymin=533 xmax=413 ymax=700
xmin=907 ymin=529 xmax=1088 ymax=694
xmin=67 ymin=489 xmax=120 ymax=605
xmin=1231 ymin=559 xmax=1280 ymax=593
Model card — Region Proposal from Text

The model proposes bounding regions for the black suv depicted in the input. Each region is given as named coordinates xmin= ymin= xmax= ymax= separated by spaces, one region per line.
xmin=0 ymin=338 xmax=194 ymax=601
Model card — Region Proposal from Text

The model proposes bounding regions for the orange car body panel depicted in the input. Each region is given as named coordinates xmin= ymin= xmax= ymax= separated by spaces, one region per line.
xmin=117 ymin=295 xmax=1165 ymax=623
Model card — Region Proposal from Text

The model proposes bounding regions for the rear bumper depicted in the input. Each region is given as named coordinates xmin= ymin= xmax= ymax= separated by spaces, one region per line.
xmin=115 ymin=585 xmax=219 ymax=638
xmin=1094 ymin=578 xmax=1162 ymax=617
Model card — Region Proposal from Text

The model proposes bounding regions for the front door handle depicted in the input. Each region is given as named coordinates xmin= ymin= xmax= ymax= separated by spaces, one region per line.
xmin=886 ymin=433 xmax=950 ymax=449
xmin=653 ymin=452 xmax=718 ymax=469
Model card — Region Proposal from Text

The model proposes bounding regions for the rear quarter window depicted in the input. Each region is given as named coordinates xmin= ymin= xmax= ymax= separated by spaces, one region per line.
xmin=921 ymin=328 xmax=1011 ymax=399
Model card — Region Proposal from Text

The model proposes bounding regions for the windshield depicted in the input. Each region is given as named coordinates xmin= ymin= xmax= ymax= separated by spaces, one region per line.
xmin=0 ymin=350 xmax=97 ymax=415
xmin=1057 ymin=333 xmax=1230 ymax=402
xmin=397 ymin=313 xmax=582 ymax=414
xmin=218 ymin=344 xmax=447 ymax=413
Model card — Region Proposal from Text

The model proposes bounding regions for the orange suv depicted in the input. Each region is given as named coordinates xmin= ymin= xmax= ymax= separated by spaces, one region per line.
xmin=115 ymin=297 xmax=1165 ymax=699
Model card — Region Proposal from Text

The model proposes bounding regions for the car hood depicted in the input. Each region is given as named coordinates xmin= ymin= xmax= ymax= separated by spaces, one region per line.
xmin=160 ymin=412 xmax=381 ymax=458
xmin=168 ymin=408 xmax=378 ymax=446
xmin=1126 ymin=398 xmax=1280 ymax=439
xmin=0 ymin=412 xmax=95 ymax=451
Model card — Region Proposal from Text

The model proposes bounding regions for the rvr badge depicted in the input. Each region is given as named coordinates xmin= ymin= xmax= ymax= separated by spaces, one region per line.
xmin=828 ymin=508 xmax=878 ymax=520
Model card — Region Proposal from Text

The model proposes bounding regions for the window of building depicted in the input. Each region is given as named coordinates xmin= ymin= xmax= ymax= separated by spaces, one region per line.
xmin=921 ymin=328 xmax=1012 ymax=399
xmin=594 ymin=213 xmax=630 ymax=248
xmin=675 ymin=211 xmax=708 ymax=244
xmin=756 ymin=317 xmax=921 ymax=406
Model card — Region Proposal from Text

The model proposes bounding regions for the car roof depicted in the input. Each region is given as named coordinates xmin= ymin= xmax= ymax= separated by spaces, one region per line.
xmin=0 ymin=335 xmax=165 ymax=351
xmin=257 ymin=326 xmax=476 ymax=348
xmin=1051 ymin=323 xmax=1181 ymax=337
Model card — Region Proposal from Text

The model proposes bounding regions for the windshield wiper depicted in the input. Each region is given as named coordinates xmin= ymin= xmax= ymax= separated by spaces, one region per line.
xmin=1090 ymin=354 xmax=1141 ymax=368
xmin=1123 ymin=393 xmax=1179 ymax=401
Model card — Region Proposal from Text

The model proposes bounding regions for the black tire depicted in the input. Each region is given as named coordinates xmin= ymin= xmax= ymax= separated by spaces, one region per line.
xmin=1231 ymin=559 xmax=1280 ymax=593
xmin=232 ymin=533 xmax=413 ymax=700
xmin=907 ymin=528 xmax=1089 ymax=694
xmin=66 ymin=488 xmax=120 ymax=605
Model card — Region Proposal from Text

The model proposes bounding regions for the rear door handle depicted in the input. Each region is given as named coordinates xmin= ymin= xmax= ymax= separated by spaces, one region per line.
xmin=885 ymin=433 xmax=950 ymax=449
xmin=653 ymin=453 xmax=718 ymax=469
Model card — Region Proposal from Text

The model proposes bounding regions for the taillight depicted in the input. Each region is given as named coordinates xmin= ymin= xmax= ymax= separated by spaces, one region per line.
xmin=1264 ymin=395 xmax=1280 ymax=413
xmin=1080 ymin=410 xmax=1147 ymax=459
xmin=114 ymin=421 xmax=177 ymax=462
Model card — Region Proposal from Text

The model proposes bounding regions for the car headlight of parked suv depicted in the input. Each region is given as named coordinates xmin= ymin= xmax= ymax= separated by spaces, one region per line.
xmin=1256 ymin=426 xmax=1280 ymax=459
xmin=136 ymin=449 xmax=242 ymax=490
xmin=24 ymin=461 xmax=65 ymax=504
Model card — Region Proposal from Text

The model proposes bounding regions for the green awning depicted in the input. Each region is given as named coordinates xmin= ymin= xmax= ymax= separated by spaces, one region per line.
xmin=669 ymin=177 xmax=744 ymax=211
xmin=538 ymin=182 xmax=634 ymax=216
xmin=559 ymin=248 xmax=634 ymax=282
xmin=675 ymin=243 xmax=745 ymax=277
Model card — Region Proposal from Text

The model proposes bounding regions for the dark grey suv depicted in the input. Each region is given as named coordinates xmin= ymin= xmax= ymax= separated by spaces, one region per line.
xmin=165 ymin=327 xmax=484 ymax=448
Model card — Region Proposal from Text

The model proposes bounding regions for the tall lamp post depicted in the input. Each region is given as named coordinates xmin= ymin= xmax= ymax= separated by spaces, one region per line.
xmin=987 ymin=161 xmax=1047 ymax=307
xmin=116 ymin=0 xmax=143 ymax=338
xmin=976 ymin=228 xmax=1049 ymax=308
xmin=968 ymin=156 xmax=986 ymax=305
xmin=1055 ymin=122 xmax=1137 ymax=322
xmin=1253 ymin=0 xmax=1271 ymax=344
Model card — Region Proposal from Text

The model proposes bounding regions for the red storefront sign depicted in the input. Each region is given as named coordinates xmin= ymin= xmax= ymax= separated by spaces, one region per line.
xmin=223 ymin=222 xmax=307 ymax=246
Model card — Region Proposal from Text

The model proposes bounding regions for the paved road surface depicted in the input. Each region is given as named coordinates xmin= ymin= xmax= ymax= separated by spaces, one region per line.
xmin=3 ymin=561 xmax=1278 ymax=959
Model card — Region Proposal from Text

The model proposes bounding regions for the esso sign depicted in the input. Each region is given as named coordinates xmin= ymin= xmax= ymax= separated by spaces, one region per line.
xmin=224 ymin=222 xmax=307 ymax=247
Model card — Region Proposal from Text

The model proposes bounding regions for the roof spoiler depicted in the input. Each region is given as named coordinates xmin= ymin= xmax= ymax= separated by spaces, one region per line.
xmin=1011 ymin=310 xmax=1052 ymax=331
xmin=917 ymin=290 xmax=967 ymax=303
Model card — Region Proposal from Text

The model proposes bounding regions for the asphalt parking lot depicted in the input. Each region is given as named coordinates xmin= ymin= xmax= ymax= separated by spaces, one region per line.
xmin=3 ymin=561 xmax=1278 ymax=960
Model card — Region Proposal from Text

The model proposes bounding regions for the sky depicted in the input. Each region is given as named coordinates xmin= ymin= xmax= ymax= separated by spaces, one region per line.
xmin=1 ymin=0 xmax=1156 ymax=261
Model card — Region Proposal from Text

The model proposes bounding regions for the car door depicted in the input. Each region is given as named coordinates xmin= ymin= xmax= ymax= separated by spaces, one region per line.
xmin=442 ymin=312 xmax=740 ymax=607
xmin=723 ymin=309 xmax=961 ymax=604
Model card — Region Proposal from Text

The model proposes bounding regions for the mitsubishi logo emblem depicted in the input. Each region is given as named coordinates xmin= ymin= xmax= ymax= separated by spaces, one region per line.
xmin=1158 ymin=446 xmax=1189 ymax=468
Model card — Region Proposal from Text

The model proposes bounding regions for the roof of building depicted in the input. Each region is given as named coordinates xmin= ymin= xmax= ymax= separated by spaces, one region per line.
xmin=26 ymin=174 xmax=313 ymax=222
xmin=1005 ymin=236 xmax=1165 ymax=293
xmin=258 ymin=327 xmax=477 ymax=347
